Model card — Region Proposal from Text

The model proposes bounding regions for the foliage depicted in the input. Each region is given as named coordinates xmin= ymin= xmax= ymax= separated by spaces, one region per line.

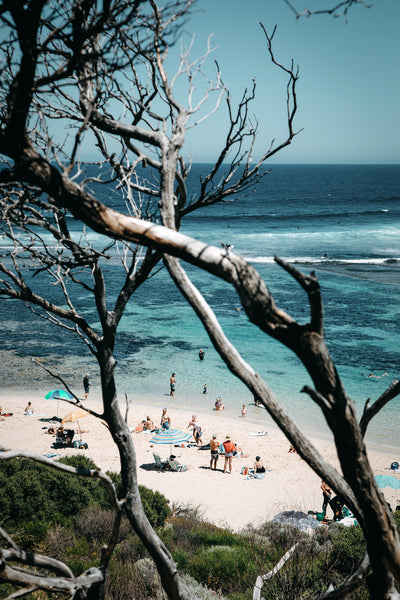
xmin=138 ymin=486 xmax=171 ymax=529
xmin=0 ymin=456 xmax=110 ymax=530
xmin=0 ymin=456 xmax=170 ymax=539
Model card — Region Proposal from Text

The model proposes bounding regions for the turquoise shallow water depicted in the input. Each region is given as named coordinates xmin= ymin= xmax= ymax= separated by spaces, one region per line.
xmin=1 ymin=164 xmax=399 ymax=451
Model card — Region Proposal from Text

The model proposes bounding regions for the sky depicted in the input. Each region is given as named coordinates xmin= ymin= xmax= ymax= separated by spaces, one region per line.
xmin=176 ymin=0 xmax=400 ymax=164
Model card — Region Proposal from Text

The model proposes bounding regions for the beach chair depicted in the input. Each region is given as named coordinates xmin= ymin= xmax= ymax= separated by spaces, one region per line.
xmin=153 ymin=452 xmax=167 ymax=471
xmin=168 ymin=458 xmax=188 ymax=472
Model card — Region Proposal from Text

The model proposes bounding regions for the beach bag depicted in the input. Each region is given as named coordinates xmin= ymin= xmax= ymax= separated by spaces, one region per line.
xmin=391 ymin=461 xmax=399 ymax=470
xmin=316 ymin=512 xmax=326 ymax=522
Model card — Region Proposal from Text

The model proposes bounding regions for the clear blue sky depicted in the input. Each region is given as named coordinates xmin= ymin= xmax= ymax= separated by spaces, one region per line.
xmin=178 ymin=0 xmax=400 ymax=164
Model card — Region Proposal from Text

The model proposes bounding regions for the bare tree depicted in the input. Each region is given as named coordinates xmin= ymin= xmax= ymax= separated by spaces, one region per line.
xmin=282 ymin=0 xmax=372 ymax=20
xmin=0 ymin=1 xmax=399 ymax=599
xmin=0 ymin=1 xmax=301 ymax=599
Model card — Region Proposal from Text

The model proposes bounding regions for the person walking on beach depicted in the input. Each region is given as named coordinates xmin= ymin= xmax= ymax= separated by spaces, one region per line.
xmin=170 ymin=373 xmax=176 ymax=397
xmin=321 ymin=480 xmax=332 ymax=517
xmin=187 ymin=415 xmax=203 ymax=446
xmin=223 ymin=435 xmax=235 ymax=474
xmin=83 ymin=373 xmax=91 ymax=399
xmin=241 ymin=404 xmax=247 ymax=418
xmin=161 ymin=408 xmax=171 ymax=430
xmin=210 ymin=434 xmax=219 ymax=470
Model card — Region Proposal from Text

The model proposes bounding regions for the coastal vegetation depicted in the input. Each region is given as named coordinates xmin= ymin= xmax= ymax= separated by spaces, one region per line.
xmin=1 ymin=1 xmax=399 ymax=599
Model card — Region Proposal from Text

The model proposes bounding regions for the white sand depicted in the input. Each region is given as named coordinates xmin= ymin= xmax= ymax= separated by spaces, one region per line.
xmin=1 ymin=390 xmax=399 ymax=531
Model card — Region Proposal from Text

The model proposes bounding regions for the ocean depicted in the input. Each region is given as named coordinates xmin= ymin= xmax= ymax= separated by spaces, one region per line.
xmin=1 ymin=164 xmax=400 ymax=452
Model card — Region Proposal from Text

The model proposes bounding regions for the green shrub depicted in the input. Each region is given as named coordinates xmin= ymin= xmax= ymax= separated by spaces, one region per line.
xmin=139 ymin=486 xmax=171 ymax=529
xmin=0 ymin=456 xmax=110 ymax=529
xmin=0 ymin=456 xmax=170 ymax=534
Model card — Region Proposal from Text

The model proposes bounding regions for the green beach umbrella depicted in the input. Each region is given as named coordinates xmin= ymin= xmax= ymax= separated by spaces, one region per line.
xmin=44 ymin=389 xmax=74 ymax=418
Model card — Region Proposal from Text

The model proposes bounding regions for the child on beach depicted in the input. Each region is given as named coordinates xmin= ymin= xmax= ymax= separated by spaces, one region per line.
xmin=241 ymin=404 xmax=247 ymax=418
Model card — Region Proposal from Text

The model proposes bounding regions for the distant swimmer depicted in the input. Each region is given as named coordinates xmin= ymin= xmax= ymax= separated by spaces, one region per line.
xmin=362 ymin=372 xmax=388 ymax=379
xmin=199 ymin=349 xmax=205 ymax=360
xmin=323 ymin=253 xmax=328 ymax=259
xmin=203 ymin=383 xmax=208 ymax=394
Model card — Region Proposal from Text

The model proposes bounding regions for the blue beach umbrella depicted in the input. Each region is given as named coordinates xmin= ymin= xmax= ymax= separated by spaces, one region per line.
xmin=150 ymin=428 xmax=191 ymax=454
xmin=44 ymin=389 xmax=74 ymax=418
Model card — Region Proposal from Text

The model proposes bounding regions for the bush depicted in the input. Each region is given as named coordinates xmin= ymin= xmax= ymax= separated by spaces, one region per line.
xmin=139 ymin=486 xmax=171 ymax=529
xmin=0 ymin=456 xmax=170 ymax=535
xmin=0 ymin=456 xmax=110 ymax=530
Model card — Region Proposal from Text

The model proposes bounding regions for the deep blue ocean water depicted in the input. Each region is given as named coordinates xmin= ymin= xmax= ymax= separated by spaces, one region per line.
xmin=1 ymin=164 xmax=400 ymax=450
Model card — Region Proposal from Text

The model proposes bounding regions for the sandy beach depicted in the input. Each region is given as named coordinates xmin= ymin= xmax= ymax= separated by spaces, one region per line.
xmin=1 ymin=390 xmax=399 ymax=531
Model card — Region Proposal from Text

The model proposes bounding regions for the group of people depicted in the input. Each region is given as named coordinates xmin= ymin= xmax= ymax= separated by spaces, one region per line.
xmin=209 ymin=433 xmax=265 ymax=475
xmin=321 ymin=480 xmax=345 ymax=521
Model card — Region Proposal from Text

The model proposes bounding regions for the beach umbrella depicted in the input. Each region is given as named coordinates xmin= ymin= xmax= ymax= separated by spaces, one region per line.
xmin=272 ymin=511 xmax=321 ymax=532
xmin=149 ymin=428 xmax=191 ymax=454
xmin=62 ymin=408 xmax=88 ymax=439
xmin=375 ymin=475 xmax=400 ymax=490
xmin=44 ymin=389 xmax=74 ymax=418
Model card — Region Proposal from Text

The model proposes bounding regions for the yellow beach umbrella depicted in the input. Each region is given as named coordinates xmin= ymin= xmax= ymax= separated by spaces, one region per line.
xmin=62 ymin=409 xmax=88 ymax=439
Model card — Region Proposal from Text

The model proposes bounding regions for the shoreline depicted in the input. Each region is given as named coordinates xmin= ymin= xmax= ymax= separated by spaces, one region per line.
xmin=2 ymin=389 xmax=400 ymax=531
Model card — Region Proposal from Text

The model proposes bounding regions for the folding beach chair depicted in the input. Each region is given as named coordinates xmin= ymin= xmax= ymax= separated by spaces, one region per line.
xmin=168 ymin=458 xmax=188 ymax=472
xmin=153 ymin=452 xmax=167 ymax=471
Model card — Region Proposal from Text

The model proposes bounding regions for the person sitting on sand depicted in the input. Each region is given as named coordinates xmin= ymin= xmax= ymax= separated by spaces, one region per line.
xmin=144 ymin=416 xmax=155 ymax=431
xmin=215 ymin=397 xmax=224 ymax=410
xmin=187 ymin=415 xmax=203 ymax=446
xmin=288 ymin=444 xmax=297 ymax=454
xmin=254 ymin=456 xmax=266 ymax=473
xmin=161 ymin=408 xmax=171 ymax=430
xmin=210 ymin=434 xmax=219 ymax=470
xmin=24 ymin=402 xmax=34 ymax=416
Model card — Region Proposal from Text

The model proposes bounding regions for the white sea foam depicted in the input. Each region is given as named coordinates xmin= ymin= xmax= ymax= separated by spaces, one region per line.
xmin=246 ymin=256 xmax=400 ymax=265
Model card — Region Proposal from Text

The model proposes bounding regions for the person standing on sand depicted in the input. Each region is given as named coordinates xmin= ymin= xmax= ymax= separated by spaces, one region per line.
xmin=161 ymin=408 xmax=171 ymax=430
xmin=187 ymin=415 xmax=203 ymax=446
xmin=83 ymin=373 xmax=91 ymax=399
xmin=223 ymin=435 xmax=235 ymax=474
xmin=321 ymin=480 xmax=332 ymax=517
xmin=241 ymin=404 xmax=247 ymax=418
xmin=170 ymin=373 xmax=176 ymax=397
xmin=210 ymin=434 xmax=219 ymax=470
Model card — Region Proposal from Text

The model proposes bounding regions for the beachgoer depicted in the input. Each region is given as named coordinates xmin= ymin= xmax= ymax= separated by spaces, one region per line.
xmin=288 ymin=444 xmax=297 ymax=454
xmin=330 ymin=495 xmax=344 ymax=522
xmin=254 ymin=456 xmax=266 ymax=473
xmin=222 ymin=435 xmax=235 ymax=474
xmin=203 ymin=384 xmax=208 ymax=394
xmin=170 ymin=373 xmax=176 ymax=397
xmin=187 ymin=415 xmax=203 ymax=446
xmin=199 ymin=349 xmax=205 ymax=360
xmin=145 ymin=416 xmax=155 ymax=431
xmin=215 ymin=397 xmax=224 ymax=411
xmin=210 ymin=434 xmax=219 ymax=470
xmin=241 ymin=404 xmax=247 ymax=418
xmin=83 ymin=373 xmax=91 ymax=399
xmin=321 ymin=480 xmax=332 ymax=516
xmin=161 ymin=408 xmax=171 ymax=430
xmin=24 ymin=402 xmax=34 ymax=416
